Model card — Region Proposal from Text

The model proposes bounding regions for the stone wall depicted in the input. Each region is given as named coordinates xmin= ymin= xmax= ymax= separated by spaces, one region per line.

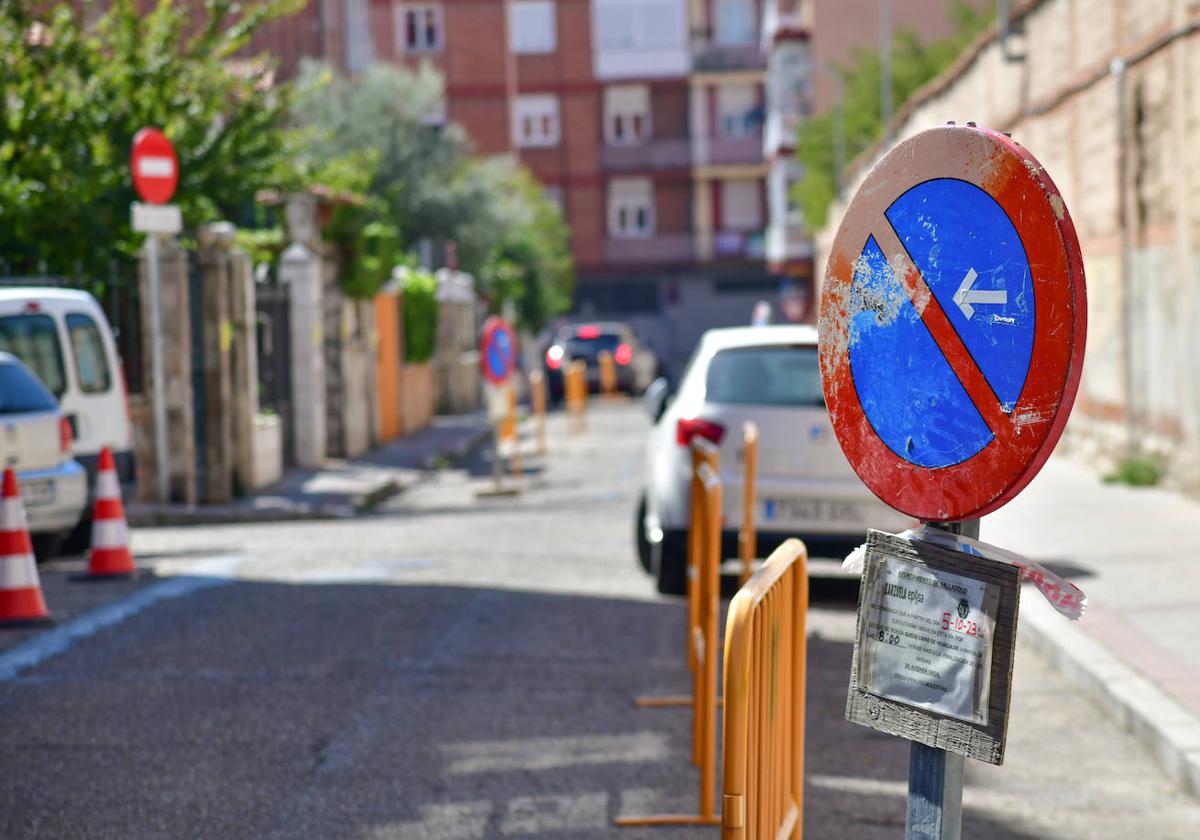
xmin=814 ymin=0 xmax=1200 ymax=492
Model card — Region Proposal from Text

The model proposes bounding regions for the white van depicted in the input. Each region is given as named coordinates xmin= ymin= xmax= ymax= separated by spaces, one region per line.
xmin=0 ymin=288 xmax=136 ymax=544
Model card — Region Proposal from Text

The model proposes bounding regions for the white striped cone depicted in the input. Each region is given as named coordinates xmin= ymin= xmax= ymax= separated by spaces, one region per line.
xmin=0 ymin=469 xmax=49 ymax=622
xmin=86 ymin=448 xmax=135 ymax=577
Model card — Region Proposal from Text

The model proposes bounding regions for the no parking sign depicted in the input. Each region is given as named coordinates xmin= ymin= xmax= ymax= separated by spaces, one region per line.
xmin=819 ymin=124 xmax=1086 ymax=522
xmin=480 ymin=316 xmax=516 ymax=385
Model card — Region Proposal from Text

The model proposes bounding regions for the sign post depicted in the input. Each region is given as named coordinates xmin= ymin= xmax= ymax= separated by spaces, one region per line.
xmin=478 ymin=316 xmax=518 ymax=497
xmin=819 ymin=124 xmax=1086 ymax=838
xmin=130 ymin=128 xmax=180 ymax=503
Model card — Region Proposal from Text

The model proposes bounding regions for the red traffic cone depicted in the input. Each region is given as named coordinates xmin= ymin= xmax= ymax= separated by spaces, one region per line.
xmin=0 ymin=469 xmax=50 ymax=623
xmin=85 ymin=448 xmax=136 ymax=577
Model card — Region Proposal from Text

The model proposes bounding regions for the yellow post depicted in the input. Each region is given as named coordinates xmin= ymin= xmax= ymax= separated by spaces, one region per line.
xmin=721 ymin=539 xmax=809 ymax=840
xmin=507 ymin=382 xmax=522 ymax=479
xmin=617 ymin=463 xmax=723 ymax=829
xmin=738 ymin=422 xmax=758 ymax=586
xmin=567 ymin=360 xmax=588 ymax=434
xmin=598 ymin=349 xmax=617 ymax=398
xmin=529 ymin=370 xmax=547 ymax=455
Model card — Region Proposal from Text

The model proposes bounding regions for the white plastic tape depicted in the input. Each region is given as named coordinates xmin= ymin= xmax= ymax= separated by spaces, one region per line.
xmin=843 ymin=526 xmax=1087 ymax=621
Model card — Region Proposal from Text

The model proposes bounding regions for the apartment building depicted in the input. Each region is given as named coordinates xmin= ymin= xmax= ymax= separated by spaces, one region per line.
xmin=251 ymin=0 xmax=799 ymax=374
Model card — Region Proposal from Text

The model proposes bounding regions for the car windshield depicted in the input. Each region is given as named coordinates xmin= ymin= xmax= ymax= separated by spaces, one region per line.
xmin=0 ymin=314 xmax=67 ymax=397
xmin=705 ymin=345 xmax=824 ymax=407
xmin=566 ymin=332 xmax=621 ymax=356
xmin=0 ymin=360 xmax=58 ymax=414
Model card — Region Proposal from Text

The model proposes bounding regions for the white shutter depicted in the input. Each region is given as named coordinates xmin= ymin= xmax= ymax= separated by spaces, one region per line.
xmin=721 ymin=180 xmax=762 ymax=230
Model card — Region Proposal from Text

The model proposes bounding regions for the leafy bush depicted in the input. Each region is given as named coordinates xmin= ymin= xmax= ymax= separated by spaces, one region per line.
xmin=1104 ymin=456 xmax=1164 ymax=487
xmin=401 ymin=269 xmax=439 ymax=363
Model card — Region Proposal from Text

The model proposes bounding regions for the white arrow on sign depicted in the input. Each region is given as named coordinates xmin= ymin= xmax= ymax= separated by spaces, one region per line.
xmin=953 ymin=268 xmax=1007 ymax=320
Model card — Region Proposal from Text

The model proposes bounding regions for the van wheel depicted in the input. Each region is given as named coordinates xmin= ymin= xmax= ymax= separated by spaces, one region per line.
xmin=31 ymin=533 xmax=64 ymax=563
xmin=61 ymin=515 xmax=92 ymax=556
xmin=655 ymin=533 xmax=688 ymax=596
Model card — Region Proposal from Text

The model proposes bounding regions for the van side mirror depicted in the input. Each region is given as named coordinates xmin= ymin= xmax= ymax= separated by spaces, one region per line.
xmin=644 ymin=377 xmax=671 ymax=424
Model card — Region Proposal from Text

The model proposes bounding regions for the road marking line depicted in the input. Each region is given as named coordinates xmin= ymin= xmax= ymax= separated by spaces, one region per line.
xmin=0 ymin=556 xmax=241 ymax=681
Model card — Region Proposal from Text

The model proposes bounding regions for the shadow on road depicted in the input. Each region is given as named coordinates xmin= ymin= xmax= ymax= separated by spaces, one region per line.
xmin=0 ymin=579 xmax=1049 ymax=839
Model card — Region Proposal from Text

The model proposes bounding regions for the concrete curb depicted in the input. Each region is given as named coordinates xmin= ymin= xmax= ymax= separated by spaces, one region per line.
xmin=1020 ymin=590 xmax=1200 ymax=797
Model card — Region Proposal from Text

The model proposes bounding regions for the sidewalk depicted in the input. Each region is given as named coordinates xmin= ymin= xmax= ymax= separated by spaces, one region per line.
xmin=127 ymin=413 xmax=491 ymax=526
xmin=984 ymin=457 xmax=1200 ymax=796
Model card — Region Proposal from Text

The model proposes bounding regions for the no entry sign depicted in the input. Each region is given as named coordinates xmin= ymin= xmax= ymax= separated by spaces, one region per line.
xmin=131 ymin=128 xmax=178 ymax=205
xmin=480 ymin=316 xmax=516 ymax=385
xmin=819 ymin=125 xmax=1086 ymax=521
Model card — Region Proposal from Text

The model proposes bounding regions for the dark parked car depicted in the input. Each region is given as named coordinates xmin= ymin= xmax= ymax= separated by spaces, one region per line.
xmin=542 ymin=322 xmax=658 ymax=400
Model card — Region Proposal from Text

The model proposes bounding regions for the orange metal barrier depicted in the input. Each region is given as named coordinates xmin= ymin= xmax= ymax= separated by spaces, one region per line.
xmin=529 ymin=370 xmax=547 ymax=455
xmin=738 ymin=422 xmax=758 ymax=586
xmin=507 ymin=383 xmax=522 ymax=478
xmin=721 ymin=538 xmax=809 ymax=840
xmin=598 ymin=350 xmax=618 ymax=398
xmin=619 ymin=461 xmax=723 ymax=828
xmin=565 ymin=360 xmax=588 ymax=434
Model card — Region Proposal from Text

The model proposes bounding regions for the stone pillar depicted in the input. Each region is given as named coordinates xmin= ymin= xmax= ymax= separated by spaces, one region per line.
xmin=280 ymin=242 xmax=326 ymax=468
xmin=136 ymin=235 xmax=196 ymax=504
xmin=196 ymin=223 xmax=236 ymax=504
xmin=227 ymin=246 xmax=259 ymax=494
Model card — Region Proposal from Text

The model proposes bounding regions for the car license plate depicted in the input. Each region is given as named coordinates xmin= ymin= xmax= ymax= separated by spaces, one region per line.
xmin=763 ymin=498 xmax=862 ymax=524
xmin=19 ymin=478 xmax=56 ymax=508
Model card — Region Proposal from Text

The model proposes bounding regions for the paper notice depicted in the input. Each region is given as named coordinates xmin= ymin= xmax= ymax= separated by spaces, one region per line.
xmin=856 ymin=557 xmax=998 ymax=725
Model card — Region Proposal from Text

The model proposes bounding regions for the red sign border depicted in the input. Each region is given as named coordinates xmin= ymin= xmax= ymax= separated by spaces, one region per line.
xmin=480 ymin=316 xmax=516 ymax=385
xmin=818 ymin=125 xmax=1087 ymax=521
xmin=131 ymin=127 xmax=179 ymax=205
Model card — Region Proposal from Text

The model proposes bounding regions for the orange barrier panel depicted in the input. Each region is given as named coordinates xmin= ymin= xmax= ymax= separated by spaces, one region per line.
xmin=566 ymin=360 xmax=588 ymax=434
xmin=619 ymin=462 xmax=723 ymax=828
xmin=372 ymin=291 xmax=403 ymax=442
xmin=635 ymin=436 xmax=720 ymax=709
xmin=529 ymin=370 xmax=547 ymax=455
xmin=721 ymin=538 xmax=809 ymax=840
xmin=598 ymin=350 xmax=618 ymax=398
xmin=738 ymin=422 xmax=758 ymax=586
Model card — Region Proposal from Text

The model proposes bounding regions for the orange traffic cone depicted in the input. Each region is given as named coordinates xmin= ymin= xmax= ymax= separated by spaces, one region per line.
xmin=0 ymin=469 xmax=50 ymax=624
xmin=85 ymin=448 xmax=136 ymax=577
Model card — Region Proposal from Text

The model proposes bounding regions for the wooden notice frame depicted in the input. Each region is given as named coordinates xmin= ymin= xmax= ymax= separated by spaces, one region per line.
xmin=846 ymin=529 xmax=1021 ymax=766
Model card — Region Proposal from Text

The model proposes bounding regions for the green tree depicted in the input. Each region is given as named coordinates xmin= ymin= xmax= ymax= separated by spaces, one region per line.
xmin=793 ymin=1 xmax=992 ymax=230
xmin=0 ymin=0 xmax=303 ymax=277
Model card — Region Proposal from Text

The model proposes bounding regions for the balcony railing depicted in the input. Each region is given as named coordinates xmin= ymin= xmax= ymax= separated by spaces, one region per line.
xmin=695 ymin=134 xmax=765 ymax=168
xmin=600 ymin=139 xmax=691 ymax=172
xmin=603 ymin=233 xmax=695 ymax=265
xmin=692 ymin=42 xmax=767 ymax=73
xmin=713 ymin=229 xmax=767 ymax=260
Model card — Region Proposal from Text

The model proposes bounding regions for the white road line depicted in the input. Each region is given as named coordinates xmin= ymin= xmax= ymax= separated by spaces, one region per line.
xmin=0 ymin=556 xmax=241 ymax=681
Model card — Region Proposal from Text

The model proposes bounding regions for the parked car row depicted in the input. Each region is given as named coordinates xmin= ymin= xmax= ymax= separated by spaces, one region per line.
xmin=0 ymin=287 xmax=135 ymax=559
xmin=636 ymin=324 xmax=913 ymax=594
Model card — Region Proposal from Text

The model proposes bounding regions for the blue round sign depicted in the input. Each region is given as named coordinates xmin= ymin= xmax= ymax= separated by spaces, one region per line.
xmin=480 ymin=317 xmax=516 ymax=384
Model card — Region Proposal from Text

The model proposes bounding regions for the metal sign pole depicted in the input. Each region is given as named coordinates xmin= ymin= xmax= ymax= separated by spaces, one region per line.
xmin=146 ymin=232 xmax=169 ymax=502
xmin=905 ymin=518 xmax=978 ymax=840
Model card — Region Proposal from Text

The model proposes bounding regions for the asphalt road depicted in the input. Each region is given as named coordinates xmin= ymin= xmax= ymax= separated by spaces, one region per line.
xmin=1 ymin=402 xmax=1198 ymax=838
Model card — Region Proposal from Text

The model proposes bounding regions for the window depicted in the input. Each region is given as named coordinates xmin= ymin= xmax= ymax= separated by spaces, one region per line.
xmin=604 ymin=85 xmax=651 ymax=145
xmin=715 ymin=0 xmax=756 ymax=45
xmin=0 ymin=314 xmax=66 ymax=397
xmin=717 ymin=84 xmax=759 ymax=137
xmin=513 ymin=94 xmax=561 ymax=147
xmin=344 ymin=0 xmax=373 ymax=72
xmin=594 ymin=0 xmax=686 ymax=51
xmin=706 ymin=346 xmax=824 ymax=407
xmin=510 ymin=1 xmax=556 ymax=54
xmin=721 ymin=179 xmax=763 ymax=230
xmin=66 ymin=313 xmax=112 ymax=394
xmin=399 ymin=3 xmax=443 ymax=52
xmin=0 ymin=360 xmax=57 ymax=414
xmin=543 ymin=186 xmax=566 ymax=212
xmin=608 ymin=178 xmax=654 ymax=237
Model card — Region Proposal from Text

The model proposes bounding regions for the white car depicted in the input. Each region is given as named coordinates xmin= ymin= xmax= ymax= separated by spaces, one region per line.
xmin=0 ymin=353 xmax=88 ymax=558
xmin=637 ymin=325 xmax=913 ymax=594
xmin=0 ymin=288 xmax=136 ymax=548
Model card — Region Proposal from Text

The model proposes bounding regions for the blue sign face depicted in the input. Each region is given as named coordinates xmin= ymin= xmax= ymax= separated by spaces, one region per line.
xmin=848 ymin=178 xmax=1034 ymax=469
xmin=485 ymin=328 xmax=513 ymax=379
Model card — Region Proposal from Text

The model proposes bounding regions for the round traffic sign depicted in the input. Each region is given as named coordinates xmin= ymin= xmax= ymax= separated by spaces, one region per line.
xmin=131 ymin=128 xmax=179 ymax=205
xmin=480 ymin=316 xmax=516 ymax=385
xmin=818 ymin=125 xmax=1086 ymax=521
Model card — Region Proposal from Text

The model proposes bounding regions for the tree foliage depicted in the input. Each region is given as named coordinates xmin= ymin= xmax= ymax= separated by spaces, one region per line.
xmin=0 ymin=0 xmax=302 ymax=277
xmin=289 ymin=61 xmax=574 ymax=327
xmin=793 ymin=1 xmax=992 ymax=230
xmin=398 ymin=267 xmax=439 ymax=363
